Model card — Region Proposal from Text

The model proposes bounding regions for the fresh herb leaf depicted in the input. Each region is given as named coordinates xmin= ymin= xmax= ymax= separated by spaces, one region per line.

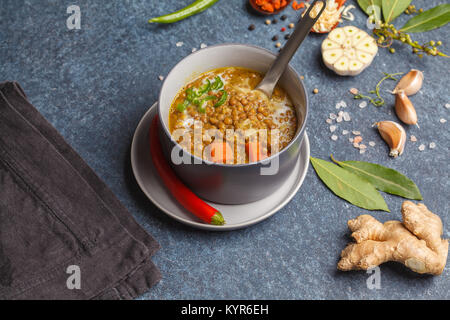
xmin=357 ymin=0 xmax=383 ymax=16
xmin=331 ymin=156 xmax=423 ymax=200
xmin=400 ymin=3 xmax=450 ymax=33
xmin=310 ymin=157 xmax=390 ymax=212
xmin=382 ymin=0 xmax=412 ymax=23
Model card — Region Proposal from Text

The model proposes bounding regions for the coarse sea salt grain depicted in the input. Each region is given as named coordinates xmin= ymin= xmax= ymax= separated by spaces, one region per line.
xmin=192 ymin=48 xmax=197 ymax=52
xmin=369 ymin=141 xmax=376 ymax=147
xmin=359 ymin=144 xmax=367 ymax=149
xmin=342 ymin=130 xmax=349 ymax=135
xmin=360 ymin=149 xmax=366 ymax=154
xmin=343 ymin=112 xmax=351 ymax=122
xmin=335 ymin=101 xmax=347 ymax=109
xmin=359 ymin=101 xmax=367 ymax=109
xmin=418 ymin=144 xmax=426 ymax=151
xmin=349 ymin=137 xmax=354 ymax=143
xmin=176 ymin=42 xmax=184 ymax=47
xmin=353 ymin=142 xmax=360 ymax=149
xmin=429 ymin=142 xmax=436 ymax=149
xmin=326 ymin=118 xmax=333 ymax=124
xmin=158 ymin=75 xmax=164 ymax=81
xmin=330 ymin=125 xmax=337 ymax=132
xmin=329 ymin=113 xmax=337 ymax=119
xmin=336 ymin=116 xmax=343 ymax=123
xmin=200 ymin=43 xmax=208 ymax=49
xmin=331 ymin=135 xmax=338 ymax=141
xmin=352 ymin=130 xmax=361 ymax=135
xmin=445 ymin=103 xmax=450 ymax=109
xmin=440 ymin=118 xmax=447 ymax=123
xmin=410 ymin=135 xmax=417 ymax=142
xmin=338 ymin=111 xmax=344 ymax=116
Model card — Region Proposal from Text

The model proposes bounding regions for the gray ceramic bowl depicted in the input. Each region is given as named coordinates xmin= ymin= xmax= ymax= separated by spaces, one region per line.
xmin=158 ymin=44 xmax=308 ymax=204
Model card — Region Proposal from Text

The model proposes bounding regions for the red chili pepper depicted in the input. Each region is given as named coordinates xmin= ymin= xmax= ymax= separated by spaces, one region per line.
xmin=149 ymin=116 xmax=225 ymax=225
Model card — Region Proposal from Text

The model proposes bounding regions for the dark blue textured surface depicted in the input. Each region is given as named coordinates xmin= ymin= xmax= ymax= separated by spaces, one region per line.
xmin=1 ymin=0 xmax=449 ymax=299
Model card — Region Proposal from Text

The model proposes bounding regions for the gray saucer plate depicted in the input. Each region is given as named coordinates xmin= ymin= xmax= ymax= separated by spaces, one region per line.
xmin=131 ymin=103 xmax=310 ymax=231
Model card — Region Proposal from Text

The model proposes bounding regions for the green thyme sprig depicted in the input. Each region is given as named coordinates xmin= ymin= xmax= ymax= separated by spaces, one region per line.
xmin=352 ymin=72 xmax=403 ymax=107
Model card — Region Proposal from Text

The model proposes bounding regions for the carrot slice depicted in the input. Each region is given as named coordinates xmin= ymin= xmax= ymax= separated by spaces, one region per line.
xmin=246 ymin=141 xmax=268 ymax=163
xmin=209 ymin=142 xmax=233 ymax=163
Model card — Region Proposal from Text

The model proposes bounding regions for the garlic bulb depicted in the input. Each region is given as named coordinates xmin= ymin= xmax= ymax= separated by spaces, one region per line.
xmin=322 ymin=26 xmax=378 ymax=76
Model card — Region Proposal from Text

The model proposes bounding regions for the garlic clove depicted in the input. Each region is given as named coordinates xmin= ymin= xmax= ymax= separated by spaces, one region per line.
xmin=375 ymin=121 xmax=406 ymax=158
xmin=392 ymin=69 xmax=424 ymax=96
xmin=395 ymin=91 xmax=418 ymax=125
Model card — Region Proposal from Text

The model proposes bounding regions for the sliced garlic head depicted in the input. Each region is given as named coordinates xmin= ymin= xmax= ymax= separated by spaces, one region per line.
xmin=322 ymin=26 xmax=378 ymax=76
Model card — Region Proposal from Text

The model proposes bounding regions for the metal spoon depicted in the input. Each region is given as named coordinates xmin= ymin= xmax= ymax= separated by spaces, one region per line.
xmin=256 ymin=0 xmax=326 ymax=98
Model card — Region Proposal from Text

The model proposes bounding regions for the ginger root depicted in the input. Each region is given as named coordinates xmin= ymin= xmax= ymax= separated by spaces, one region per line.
xmin=338 ymin=201 xmax=448 ymax=275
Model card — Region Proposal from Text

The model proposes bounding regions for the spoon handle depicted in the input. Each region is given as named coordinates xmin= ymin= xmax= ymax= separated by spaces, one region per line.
xmin=256 ymin=0 xmax=326 ymax=98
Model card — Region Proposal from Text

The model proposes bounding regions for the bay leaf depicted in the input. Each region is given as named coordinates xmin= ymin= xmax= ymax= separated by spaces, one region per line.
xmin=357 ymin=0 xmax=382 ymax=16
xmin=310 ymin=157 xmax=390 ymax=212
xmin=400 ymin=4 xmax=450 ymax=33
xmin=382 ymin=0 xmax=412 ymax=23
xmin=331 ymin=156 xmax=423 ymax=200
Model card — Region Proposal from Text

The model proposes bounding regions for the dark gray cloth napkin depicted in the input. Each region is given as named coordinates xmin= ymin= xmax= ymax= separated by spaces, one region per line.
xmin=0 ymin=82 xmax=161 ymax=299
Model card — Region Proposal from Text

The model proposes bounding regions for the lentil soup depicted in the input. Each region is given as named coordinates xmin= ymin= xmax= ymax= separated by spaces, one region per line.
xmin=169 ymin=67 xmax=298 ymax=164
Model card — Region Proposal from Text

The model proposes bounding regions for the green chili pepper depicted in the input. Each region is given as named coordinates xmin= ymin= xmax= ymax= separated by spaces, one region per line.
xmin=149 ymin=0 xmax=220 ymax=24
xmin=186 ymin=88 xmax=197 ymax=102
xmin=204 ymin=95 xmax=217 ymax=101
xmin=214 ymin=90 xmax=227 ymax=107
xmin=177 ymin=100 xmax=190 ymax=112
xmin=192 ymin=99 xmax=206 ymax=113
xmin=211 ymin=76 xmax=223 ymax=90
xmin=197 ymin=79 xmax=211 ymax=96
xmin=194 ymin=95 xmax=217 ymax=113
